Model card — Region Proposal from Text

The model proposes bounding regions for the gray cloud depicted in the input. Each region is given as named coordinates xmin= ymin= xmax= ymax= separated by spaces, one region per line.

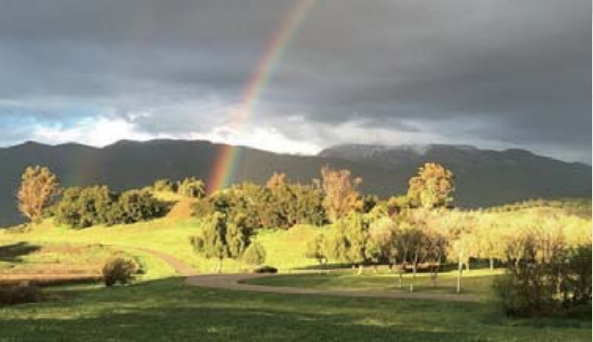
xmin=0 ymin=0 xmax=590 ymax=162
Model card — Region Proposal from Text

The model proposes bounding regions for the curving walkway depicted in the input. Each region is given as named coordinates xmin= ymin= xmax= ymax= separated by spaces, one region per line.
xmin=118 ymin=246 xmax=478 ymax=302
xmin=185 ymin=273 xmax=479 ymax=302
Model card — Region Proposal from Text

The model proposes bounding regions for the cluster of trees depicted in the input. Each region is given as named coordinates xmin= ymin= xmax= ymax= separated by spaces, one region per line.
xmin=305 ymin=209 xmax=469 ymax=292
xmin=193 ymin=173 xmax=328 ymax=230
xmin=189 ymin=213 xmax=266 ymax=272
xmin=494 ymin=226 xmax=592 ymax=316
xmin=190 ymin=163 xmax=457 ymax=276
xmin=53 ymin=186 xmax=166 ymax=229
xmin=305 ymin=207 xmax=592 ymax=298
xmin=153 ymin=177 xmax=206 ymax=198
xmin=16 ymin=166 xmax=167 ymax=229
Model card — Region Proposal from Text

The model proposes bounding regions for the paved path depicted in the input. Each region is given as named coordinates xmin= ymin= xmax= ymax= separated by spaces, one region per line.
xmin=185 ymin=273 xmax=479 ymax=302
xmin=117 ymin=246 xmax=478 ymax=302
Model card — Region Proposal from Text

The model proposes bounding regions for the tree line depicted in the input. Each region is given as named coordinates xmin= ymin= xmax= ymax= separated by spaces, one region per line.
xmin=15 ymin=166 xmax=206 ymax=229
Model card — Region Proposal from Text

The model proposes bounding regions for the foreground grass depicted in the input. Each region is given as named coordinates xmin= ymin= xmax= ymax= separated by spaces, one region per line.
xmin=245 ymin=269 xmax=502 ymax=298
xmin=0 ymin=278 xmax=590 ymax=342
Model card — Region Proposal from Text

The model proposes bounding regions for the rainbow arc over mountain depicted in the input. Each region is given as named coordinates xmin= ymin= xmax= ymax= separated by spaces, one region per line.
xmin=207 ymin=0 xmax=316 ymax=192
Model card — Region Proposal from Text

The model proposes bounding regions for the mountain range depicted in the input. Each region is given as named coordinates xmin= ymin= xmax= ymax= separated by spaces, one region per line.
xmin=0 ymin=139 xmax=590 ymax=227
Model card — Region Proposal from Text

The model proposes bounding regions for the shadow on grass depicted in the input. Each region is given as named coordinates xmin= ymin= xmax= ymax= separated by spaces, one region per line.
xmin=0 ymin=277 xmax=590 ymax=342
xmin=0 ymin=242 xmax=41 ymax=263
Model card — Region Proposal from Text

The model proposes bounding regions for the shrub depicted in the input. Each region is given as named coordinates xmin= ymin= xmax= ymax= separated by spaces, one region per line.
xmin=305 ymin=234 xmax=327 ymax=266
xmin=54 ymin=186 xmax=117 ymax=228
xmin=493 ymin=231 xmax=592 ymax=317
xmin=54 ymin=186 xmax=166 ymax=228
xmin=0 ymin=283 xmax=43 ymax=306
xmin=116 ymin=190 xmax=165 ymax=224
xmin=253 ymin=265 xmax=278 ymax=274
xmin=153 ymin=179 xmax=177 ymax=192
xmin=177 ymin=177 xmax=206 ymax=198
xmin=562 ymin=245 xmax=592 ymax=306
xmin=242 ymin=241 xmax=266 ymax=267
xmin=102 ymin=255 xmax=139 ymax=287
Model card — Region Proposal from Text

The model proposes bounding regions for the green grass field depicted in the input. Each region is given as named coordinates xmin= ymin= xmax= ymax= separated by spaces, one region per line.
xmin=0 ymin=278 xmax=590 ymax=342
xmin=0 ymin=200 xmax=591 ymax=341
xmin=245 ymin=269 xmax=503 ymax=298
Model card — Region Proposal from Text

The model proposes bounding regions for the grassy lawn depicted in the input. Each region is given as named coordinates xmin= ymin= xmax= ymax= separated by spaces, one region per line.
xmin=245 ymin=269 xmax=503 ymax=298
xmin=0 ymin=241 xmax=174 ymax=283
xmin=0 ymin=278 xmax=590 ymax=342
xmin=0 ymin=218 xmax=321 ymax=274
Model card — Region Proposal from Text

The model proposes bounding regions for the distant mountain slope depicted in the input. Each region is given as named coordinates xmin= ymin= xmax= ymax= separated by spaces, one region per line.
xmin=0 ymin=140 xmax=590 ymax=227
xmin=319 ymin=143 xmax=591 ymax=210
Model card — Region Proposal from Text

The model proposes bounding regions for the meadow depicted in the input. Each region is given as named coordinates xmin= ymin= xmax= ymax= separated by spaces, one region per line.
xmin=0 ymin=176 xmax=591 ymax=342
xmin=0 ymin=278 xmax=591 ymax=342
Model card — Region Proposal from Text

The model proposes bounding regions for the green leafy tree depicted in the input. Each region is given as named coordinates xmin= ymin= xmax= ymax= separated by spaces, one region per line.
xmin=54 ymin=186 xmax=164 ymax=228
xmin=117 ymin=190 xmax=165 ymax=224
xmin=305 ymin=234 xmax=327 ymax=266
xmin=292 ymin=184 xmax=327 ymax=226
xmin=407 ymin=163 xmax=455 ymax=209
xmin=177 ymin=177 xmax=206 ymax=198
xmin=339 ymin=212 xmax=370 ymax=274
xmin=17 ymin=166 xmax=60 ymax=224
xmin=191 ymin=212 xmax=252 ymax=273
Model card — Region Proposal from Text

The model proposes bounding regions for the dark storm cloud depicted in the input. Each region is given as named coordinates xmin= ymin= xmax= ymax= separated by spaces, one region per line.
xmin=0 ymin=0 xmax=590 ymax=162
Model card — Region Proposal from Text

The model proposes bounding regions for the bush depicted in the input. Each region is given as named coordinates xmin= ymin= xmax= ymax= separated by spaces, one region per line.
xmin=177 ymin=177 xmax=206 ymax=198
xmin=153 ymin=179 xmax=177 ymax=192
xmin=54 ymin=186 xmax=117 ymax=228
xmin=0 ymin=283 xmax=43 ymax=306
xmin=493 ymin=234 xmax=592 ymax=317
xmin=116 ymin=190 xmax=166 ymax=224
xmin=252 ymin=265 xmax=278 ymax=274
xmin=242 ymin=242 xmax=266 ymax=267
xmin=54 ymin=186 xmax=166 ymax=228
xmin=562 ymin=245 xmax=592 ymax=306
xmin=102 ymin=255 xmax=139 ymax=287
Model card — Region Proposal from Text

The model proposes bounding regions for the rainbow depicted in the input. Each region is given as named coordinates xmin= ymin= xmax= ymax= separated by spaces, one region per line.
xmin=207 ymin=0 xmax=316 ymax=193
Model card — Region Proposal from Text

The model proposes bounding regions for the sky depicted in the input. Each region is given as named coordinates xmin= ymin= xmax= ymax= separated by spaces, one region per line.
xmin=0 ymin=0 xmax=590 ymax=163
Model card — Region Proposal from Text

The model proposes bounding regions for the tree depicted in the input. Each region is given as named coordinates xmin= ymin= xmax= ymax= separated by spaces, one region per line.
xmin=177 ymin=177 xmax=206 ymax=198
xmin=17 ymin=166 xmax=60 ymax=224
xmin=424 ymin=226 xmax=449 ymax=287
xmin=366 ymin=216 xmax=397 ymax=273
xmin=476 ymin=218 xmax=506 ymax=270
xmin=400 ymin=226 xmax=427 ymax=292
xmin=265 ymin=173 xmax=297 ymax=228
xmin=190 ymin=212 xmax=251 ymax=273
xmin=339 ymin=212 xmax=370 ymax=274
xmin=320 ymin=166 xmax=361 ymax=222
xmin=407 ymin=163 xmax=455 ymax=209
xmin=242 ymin=241 xmax=266 ymax=270
xmin=305 ymin=234 xmax=327 ymax=266
xmin=54 ymin=186 xmax=164 ymax=228
xmin=116 ymin=190 xmax=165 ymax=224
xmin=292 ymin=184 xmax=327 ymax=226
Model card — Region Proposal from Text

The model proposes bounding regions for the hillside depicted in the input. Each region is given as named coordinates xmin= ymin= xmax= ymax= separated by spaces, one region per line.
xmin=0 ymin=139 xmax=590 ymax=227
xmin=320 ymin=143 xmax=591 ymax=208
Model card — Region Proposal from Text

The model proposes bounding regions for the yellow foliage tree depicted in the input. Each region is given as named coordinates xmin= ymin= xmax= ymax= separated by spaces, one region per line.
xmin=17 ymin=165 xmax=60 ymax=224
xmin=320 ymin=166 xmax=361 ymax=222
xmin=407 ymin=163 xmax=455 ymax=209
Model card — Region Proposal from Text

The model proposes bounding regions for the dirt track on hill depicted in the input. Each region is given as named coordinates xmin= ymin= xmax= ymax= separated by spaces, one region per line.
xmin=116 ymin=246 xmax=196 ymax=276
xmin=184 ymin=273 xmax=479 ymax=302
